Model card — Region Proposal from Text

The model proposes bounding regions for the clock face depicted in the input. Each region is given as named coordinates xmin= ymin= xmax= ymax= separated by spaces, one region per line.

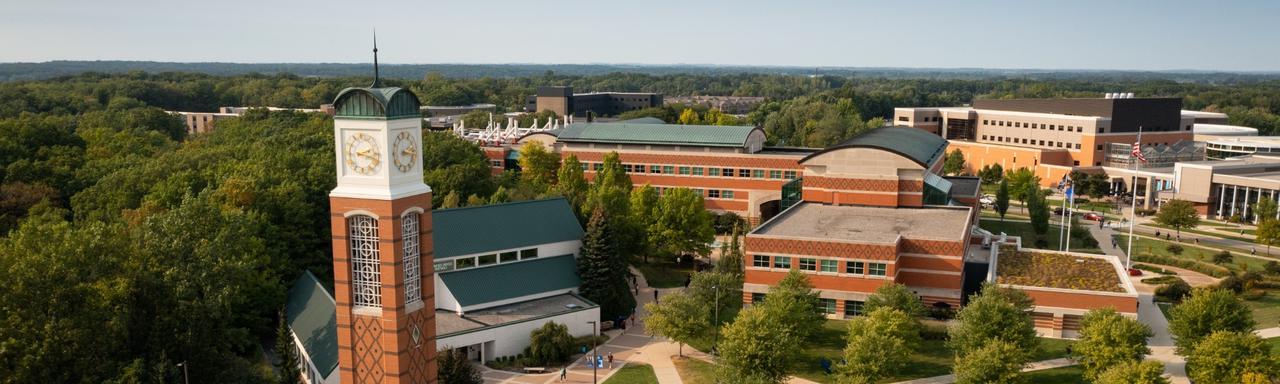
xmin=392 ymin=131 xmax=418 ymax=173
xmin=344 ymin=133 xmax=381 ymax=176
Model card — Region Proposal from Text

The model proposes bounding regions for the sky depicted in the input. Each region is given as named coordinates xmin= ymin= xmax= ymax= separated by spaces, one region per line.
xmin=1 ymin=0 xmax=1278 ymax=71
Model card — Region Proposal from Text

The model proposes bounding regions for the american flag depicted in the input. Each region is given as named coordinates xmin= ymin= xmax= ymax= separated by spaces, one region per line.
xmin=1131 ymin=141 xmax=1147 ymax=163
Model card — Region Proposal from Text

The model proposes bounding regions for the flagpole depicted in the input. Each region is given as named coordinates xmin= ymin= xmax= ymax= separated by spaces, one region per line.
xmin=1066 ymin=188 xmax=1075 ymax=253
xmin=1059 ymin=180 xmax=1069 ymax=251
xmin=1125 ymin=126 xmax=1144 ymax=270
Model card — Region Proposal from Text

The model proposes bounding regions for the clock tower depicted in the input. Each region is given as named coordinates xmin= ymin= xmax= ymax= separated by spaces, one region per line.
xmin=329 ymin=45 xmax=436 ymax=384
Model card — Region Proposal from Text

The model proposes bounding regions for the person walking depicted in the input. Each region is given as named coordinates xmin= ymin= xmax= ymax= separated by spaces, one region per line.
xmin=653 ymin=289 xmax=659 ymax=303
xmin=607 ymin=352 xmax=614 ymax=369
xmin=560 ymin=366 xmax=567 ymax=382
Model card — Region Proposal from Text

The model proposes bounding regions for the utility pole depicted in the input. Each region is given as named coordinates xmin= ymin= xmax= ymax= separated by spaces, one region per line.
xmin=587 ymin=320 xmax=598 ymax=384
xmin=176 ymin=361 xmax=189 ymax=384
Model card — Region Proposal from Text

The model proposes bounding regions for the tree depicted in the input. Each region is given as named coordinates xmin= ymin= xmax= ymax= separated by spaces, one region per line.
xmin=437 ymin=348 xmax=483 ymax=384
xmin=716 ymin=304 xmax=798 ymax=383
xmin=421 ymin=131 xmax=497 ymax=207
xmin=837 ymin=308 xmax=918 ymax=383
xmin=864 ymin=283 xmax=928 ymax=318
xmin=517 ymin=141 xmax=560 ymax=190
xmin=978 ymin=164 xmax=1004 ymax=184
xmin=1005 ymin=168 xmax=1039 ymax=213
xmin=583 ymin=152 xmax=631 ymax=242
xmin=717 ymin=223 xmax=745 ymax=275
xmin=643 ymin=290 xmax=710 ymax=356
xmin=488 ymin=186 xmax=510 ymax=204
xmin=650 ymin=188 xmax=715 ymax=258
xmin=274 ymin=310 xmax=301 ymax=384
xmin=1255 ymin=198 xmax=1278 ymax=223
xmin=466 ymin=194 xmax=485 ymax=206
xmin=687 ymin=271 xmax=743 ymax=324
xmin=576 ymin=208 xmax=637 ymax=322
xmin=943 ymin=149 xmax=966 ymax=176
xmin=949 ymin=285 xmax=1038 ymax=357
xmin=1154 ymin=199 xmax=1200 ymax=237
xmin=528 ymin=321 xmax=575 ymax=365
xmin=1156 ymin=279 xmax=1192 ymax=303
xmin=1257 ymin=219 xmax=1280 ymax=255
xmin=1213 ymin=250 xmax=1234 ymax=265
xmin=1026 ymin=187 xmax=1051 ymax=240
xmin=556 ymin=155 xmax=589 ymax=214
xmin=678 ymin=108 xmax=700 ymax=125
xmin=952 ymin=340 xmax=1027 ymax=384
xmin=629 ymin=184 xmax=660 ymax=262
xmin=1168 ymin=288 xmax=1256 ymax=355
xmin=1095 ymin=360 xmax=1171 ymax=384
xmin=995 ymin=179 xmax=1010 ymax=222
xmin=1185 ymin=331 xmax=1278 ymax=384
xmin=761 ymin=270 xmax=826 ymax=342
xmin=440 ymin=191 xmax=461 ymax=209
xmin=1074 ymin=308 xmax=1153 ymax=380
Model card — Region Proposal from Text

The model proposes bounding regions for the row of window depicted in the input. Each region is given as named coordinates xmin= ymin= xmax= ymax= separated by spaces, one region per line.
xmin=983 ymin=135 xmax=1083 ymax=150
xmin=752 ymin=255 xmax=888 ymax=276
xmin=583 ymin=162 xmax=798 ymax=180
xmin=902 ymin=116 xmax=940 ymax=123
xmin=983 ymin=119 xmax=1088 ymax=133
xmin=349 ymin=212 xmax=424 ymax=310
xmin=752 ymin=293 xmax=864 ymax=317
xmin=440 ymin=248 xmax=540 ymax=272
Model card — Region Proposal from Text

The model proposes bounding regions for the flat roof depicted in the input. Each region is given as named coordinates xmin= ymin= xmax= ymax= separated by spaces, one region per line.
xmin=995 ymin=246 xmax=1126 ymax=293
xmin=752 ymin=202 xmax=971 ymax=243
xmin=557 ymin=122 xmax=759 ymax=148
xmin=436 ymin=293 xmax=596 ymax=337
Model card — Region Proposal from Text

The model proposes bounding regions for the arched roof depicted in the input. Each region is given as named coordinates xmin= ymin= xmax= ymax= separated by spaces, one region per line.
xmin=333 ymin=86 xmax=421 ymax=119
xmin=800 ymin=127 xmax=948 ymax=167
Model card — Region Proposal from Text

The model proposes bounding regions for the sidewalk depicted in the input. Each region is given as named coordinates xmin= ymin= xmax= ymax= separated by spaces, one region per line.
xmin=889 ymin=358 xmax=1076 ymax=384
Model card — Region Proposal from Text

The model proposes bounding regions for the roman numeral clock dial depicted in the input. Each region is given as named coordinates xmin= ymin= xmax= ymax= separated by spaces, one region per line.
xmin=344 ymin=133 xmax=381 ymax=176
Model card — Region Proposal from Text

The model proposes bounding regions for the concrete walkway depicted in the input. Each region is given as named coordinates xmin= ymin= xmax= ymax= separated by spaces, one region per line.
xmin=478 ymin=268 xmax=694 ymax=384
xmin=1255 ymin=327 xmax=1280 ymax=339
xmin=1087 ymin=223 xmax=1190 ymax=384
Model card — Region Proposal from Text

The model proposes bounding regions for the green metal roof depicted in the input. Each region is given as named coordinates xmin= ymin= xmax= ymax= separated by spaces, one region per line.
xmin=439 ymin=254 xmax=581 ymax=307
xmin=285 ymin=271 xmax=338 ymax=378
xmin=801 ymin=127 xmax=949 ymax=167
xmin=557 ymin=122 xmax=760 ymax=148
xmin=616 ymin=117 xmax=666 ymax=124
xmin=333 ymin=86 xmax=421 ymax=119
xmin=433 ymin=198 xmax=584 ymax=259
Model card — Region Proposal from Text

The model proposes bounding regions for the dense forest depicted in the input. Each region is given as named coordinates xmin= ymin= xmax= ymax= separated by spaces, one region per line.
xmin=2 ymin=69 xmax=1280 ymax=383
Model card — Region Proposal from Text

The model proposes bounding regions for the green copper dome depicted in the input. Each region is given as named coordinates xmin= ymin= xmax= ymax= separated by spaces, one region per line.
xmin=332 ymin=87 xmax=421 ymax=120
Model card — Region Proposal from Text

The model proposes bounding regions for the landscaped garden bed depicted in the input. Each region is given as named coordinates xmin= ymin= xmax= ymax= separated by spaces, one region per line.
xmin=996 ymin=247 xmax=1125 ymax=292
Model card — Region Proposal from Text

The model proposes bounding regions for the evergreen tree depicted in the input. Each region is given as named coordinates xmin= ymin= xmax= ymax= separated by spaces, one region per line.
xmin=995 ymin=179 xmax=1010 ymax=222
xmin=437 ymin=348 xmax=483 ymax=384
xmin=274 ymin=309 xmax=301 ymax=384
xmin=576 ymin=208 xmax=637 ymax=321
xmin=1026 ymin=187 xmax=1050 ymax=240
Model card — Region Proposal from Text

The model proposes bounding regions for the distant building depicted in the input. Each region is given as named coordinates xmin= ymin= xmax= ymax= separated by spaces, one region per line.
xmin=420 ymin=103 xmax=496 ymax=117
xmin=169 ymin=105 xmax=332 ymax=135
xmin=525 ymin=86 xmax=662 ymax=117
xmin=665 ymin=95 xmax=765 ymax=114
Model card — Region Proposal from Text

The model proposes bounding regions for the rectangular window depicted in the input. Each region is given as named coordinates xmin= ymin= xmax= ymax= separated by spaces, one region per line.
xmin=478 ymin=254 xmax=498 ymax=266
xmin=500 ymin=251 xmax=519 ymax=263
xmin=650 ymin=165 xmax=662 ymax=173
xmin=753 ymin=169 xmax=765 ymax=178
xmin=663 ymin=165 xmax=675 ymax=174
xmin=1075 ymin=143 xmax=1081 ymax=149
xmin=693 ymin=188 xmax=704 ymax=196
xmin=1032 ymin=123 xmax=1038 ymax=128
xmin=784 ymin=171 xmax=798 ymax=179
xmin=579 ymin=163 xmax=589 ymax=171
xmin=769 ymin=170 xmax=783 ymax=179
xmin=708 ymin=167 xmax=720 ymax=177
xmin=752 ymin=293 xmax=766 ymax=304
xmin=752 ymin=255 xmax=770 ymax=268
xmin=898 ymin=116 xmax=909 ymax=122
xmin=707 ymin=190 xmax=721 ymax=198
xmin=982 ymin=120 xmax=988 ymax=125
xmin=722 ymin=168 xmax=735 ymax=177
xmin=820 ymin=259 xmax=837 ymax=272
xmin=846 ymin=261 xmax=864 ymax=274
xmin=773 ymin=256 xmax=791 ymax=269
xmin=678 ymin=166 xmax=691 ymax=175
xmin=722 ymin=190 xmax=735 ymax=199
xmin=844 ymin=300 xmax=864 ymax=316
xmin=593 ymin=163 xmax=603 ymax=171
xmin=1014 ymin=122 xmax=1021 ymax=128
xmin=623 ymin=164 xmax=633 ymax=173
xmin=455 ymin=257 xmax=476 ymax=269
xmin=692 ymin=167 xmax=705 ymax=176
xmin=819 ymin=298 xmax=836 ymax=315
xmin=799 ymin=258 xmax=817 ymax=271
xmin=520 ymin=248 xmax=539 ymax=259
xmin=739 ymin=169 xmax=751 ymax=178
xmin=869 ymin=263 xmax=888 ymax=276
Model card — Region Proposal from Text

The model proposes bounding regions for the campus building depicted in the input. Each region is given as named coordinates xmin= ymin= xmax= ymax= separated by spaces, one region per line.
xmin=525 ymin=86 xmax=662 ymax=117
xmin=170 ymin=106 xmax=332 ymax=135
xmin=742 ymin=128 xmax=1138 ymax=337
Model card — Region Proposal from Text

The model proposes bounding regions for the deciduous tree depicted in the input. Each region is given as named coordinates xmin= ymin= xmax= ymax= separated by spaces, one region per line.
xmin=943 ymin=149 xmax=966 ymax=176
xmin=1168 ymin=288 xmax=1256 ymax=355
xmin=864 ymin=283 xmax=928 ymax=318
xmin=948 ymin=285 xmax=1038 ymax=357
xmin=1005 ymin=168 xmax=1039 ymax=213
xmin=651 ymin=188 xmax=714 ymax=258
xmin=1154 ymin=199 xmax=1200 ymax=237
xmin=517 ymin=141 xmax=560 ymax=190
xmin=1074 ymin=308 xmax=1153 ymax=380
xmin=556 ymin=154 xmax=588 ymax=213
xmin=1095 ymin=360 xmax=1170 ymax=384
xmin=437 ymin=348 xmax=483 ymax=384
xmin=643 ymin=290 xmax=710 ymax=356
xmin=1185 ymin=331 xmax=1278 ymax=384
xmin=952 ymin=340 xmax=1026 ymax=384
xmin=528 ymin=321 xmax=575 ymax=365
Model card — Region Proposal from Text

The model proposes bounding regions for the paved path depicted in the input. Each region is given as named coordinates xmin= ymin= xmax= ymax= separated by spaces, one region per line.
xmin=1255 ymin=327 xmax=1280 ymax=339
xmin=1087 ymin=223 xmax=1190 ymax=384
xmin=889 ymin=358 xmax=1077 ymax=384
xmin=478 ymin=268 xmax=695 ymax=384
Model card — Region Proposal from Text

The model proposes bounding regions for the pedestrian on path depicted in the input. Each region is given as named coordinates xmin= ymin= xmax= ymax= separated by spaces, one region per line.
xmin=607 ymin=352 xmax=614 ymax=368
xmin=653 ymin=289 xmax=659 ymax=303
xmin=560 ymin=366 xmax=566 ymax=381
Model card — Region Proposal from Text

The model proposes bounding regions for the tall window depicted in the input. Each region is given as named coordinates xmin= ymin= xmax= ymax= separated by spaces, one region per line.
xmin=402 ymin=213 xmax=422 ymax=305
xmin=349 ymin=215 xmax=381 ymax=308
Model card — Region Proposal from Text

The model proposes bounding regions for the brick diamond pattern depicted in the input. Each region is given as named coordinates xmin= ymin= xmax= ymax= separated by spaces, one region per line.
xmin=571 ymin=152 xmax=804 ymax=169
xmin=805 ymin=176 xmax=899 ymax=192
xmin=352 ymin=316 xmax=384 ymax=384
xmin=405 ymin=310 xmax=435 ymax=384
xmin=900 ymin=239 xmax=965 ymax=257
xmin=747 ymin=237 xmax=896 ymax=260
xmin=897 ymin=180 xmax=924 ymax=192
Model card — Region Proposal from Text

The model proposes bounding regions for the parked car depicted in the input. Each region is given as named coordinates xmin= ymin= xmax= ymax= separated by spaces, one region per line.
xmin=979 ymin=196 xmax=994 ymax=206
xmin=1083 ymin=213 xmax=1103 ymax=221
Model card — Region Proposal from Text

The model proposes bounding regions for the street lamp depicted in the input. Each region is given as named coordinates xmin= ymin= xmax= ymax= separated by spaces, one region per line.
xmin=712 ymin=285 xmax=720 ymax=356
xmin=176 ymin=361 xmax=189 ymax=384
xmin=587 ymin=320 xmax=598 ymax=384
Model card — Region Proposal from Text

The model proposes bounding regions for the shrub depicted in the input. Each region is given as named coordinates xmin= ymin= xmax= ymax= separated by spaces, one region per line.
xmin=1213 ymin=250 xmax=1234 ymax=265
xmin=1156 ymin=280 xmax=1192 ymax=303
xmin=1266 ymin=261 xmax=1280 ymax=275
xmin=1166 ymin=244 xmax=1184 ymax=256
xmin=1141 ymin=275 xmax=1184 ymax=285
xmin=1219 ymin=275 xmax=1245 ymax=293
xmin=1134 ymin=264 xmax=1175 ymax=275
xmin=1132 ymin=253 xmax=1229 ymax=278
xmin=527 ymin=322 xmax=575 ymax=365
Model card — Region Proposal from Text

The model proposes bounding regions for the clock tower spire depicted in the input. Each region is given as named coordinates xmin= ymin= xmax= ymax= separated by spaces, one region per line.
xmin=329 ymin=43 xmax=436 ymax=384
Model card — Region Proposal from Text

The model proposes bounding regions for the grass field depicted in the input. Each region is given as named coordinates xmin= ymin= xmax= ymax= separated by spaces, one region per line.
xmin=1115 ymin=234 xmax=1269 ymax=272
xmin=1267 ymin=337 xmax=1280 ymax=354
xmin=603 ymin=363 xmax=659 ymax=384
xmin=1144 ymin=223 xmax=1257 ymax=243
xmin=1245 ymin=293 xmax=1280 ymax=329
xmin=790 ymin=319 xmax=1075 ymax=383
xmin=634 ymin=262 xmax=693 ymax=288
xmin=1021 ymin=365 xmax=1087 ymax=384
xmin=979 ymin=219 xmax=1102 ymax=254
xmin=672 ymin=357 xmax=715 ymax=384
xmin=1046 ymin=198 xmax=1116 ymax=214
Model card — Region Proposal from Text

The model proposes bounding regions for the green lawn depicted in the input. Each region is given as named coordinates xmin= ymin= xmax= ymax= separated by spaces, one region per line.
xmin=1143 ymin=223 xmax=1256 ymax=243
xmin=979 ymin=219 xmax=1102 ymax=254
xmin=1157 ymin=302 xmax=1174 ymax=321
xmin=635 ymin=262 xmax=693 ymax=288
xmin=672 ymin=357 xmax=716 ymax=384
xmin=1266 ymin=337 xmax=1280 ymax=354
xmin=1046 ymin=198 xmax=1116 ymax=214
xmin=1115 ymin=234 xmax=1268 ymax=273
xmin=603 ymin=363 xmax=659 ymax=384
xmin=790 ymin=319 xmax=1075 ymax=383
xmin=1021 ymin=365 xmax=1086 ymax=384
xmin=1245 ymin=292 xmax=1280 ymax=329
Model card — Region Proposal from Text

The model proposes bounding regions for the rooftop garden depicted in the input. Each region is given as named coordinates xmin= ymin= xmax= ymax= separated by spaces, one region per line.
xmin=996 ymin=246 xmax=1126 ymax=293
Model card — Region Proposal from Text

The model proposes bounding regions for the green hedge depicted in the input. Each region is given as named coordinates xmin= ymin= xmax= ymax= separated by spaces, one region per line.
xmin=1132 ymin=253 xmax=1230 ymax=278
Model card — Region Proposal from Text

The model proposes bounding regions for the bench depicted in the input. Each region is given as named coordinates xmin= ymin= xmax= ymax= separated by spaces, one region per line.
xmin=522 ymin=367 xmax=547 ymax=373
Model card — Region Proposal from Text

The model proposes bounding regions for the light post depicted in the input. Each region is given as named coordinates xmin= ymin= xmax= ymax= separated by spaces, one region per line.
xmin=176 ymin=361 xmax=189 ymax=384
xmin=587 ymin=320 xmax=598 ymax=384
xmin=712 ymin=285 xmax=720 ymax=356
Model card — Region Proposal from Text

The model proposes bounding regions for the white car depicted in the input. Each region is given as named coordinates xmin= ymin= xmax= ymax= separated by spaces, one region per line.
xmin=979 ymin=196 xmax=995 ymax=206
